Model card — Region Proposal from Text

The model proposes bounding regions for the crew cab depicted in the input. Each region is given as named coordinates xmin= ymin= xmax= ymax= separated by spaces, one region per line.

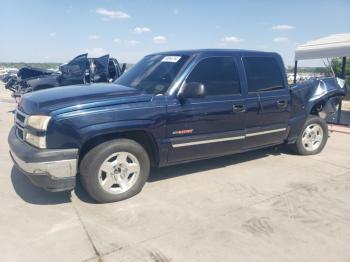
xmin=8 ymin=49 xmax=347 ymax=203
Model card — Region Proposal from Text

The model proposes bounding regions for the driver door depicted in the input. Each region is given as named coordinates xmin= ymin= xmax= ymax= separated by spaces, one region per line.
xmin=60 ymin=53 xmax=89 ymax=85
xmin=93 ymin=55 xmax=110 ymax=83
xmin=166 ymin=56 xmax=246 ymax=163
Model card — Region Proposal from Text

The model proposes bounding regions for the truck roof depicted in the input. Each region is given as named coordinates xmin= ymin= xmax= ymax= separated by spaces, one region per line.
xmin=151 ymin=49 xmax=281 ymax=58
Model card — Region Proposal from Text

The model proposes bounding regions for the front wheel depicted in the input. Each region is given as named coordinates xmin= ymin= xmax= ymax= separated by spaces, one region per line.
xmin=292 ymin=115 xmax=328 ymax=155
xmin=80 ymin=139 xmax=150 ymax=203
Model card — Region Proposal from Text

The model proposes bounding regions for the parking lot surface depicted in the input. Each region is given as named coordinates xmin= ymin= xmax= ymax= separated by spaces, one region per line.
xmin=0 ymin=84 xmax=349 ymax=262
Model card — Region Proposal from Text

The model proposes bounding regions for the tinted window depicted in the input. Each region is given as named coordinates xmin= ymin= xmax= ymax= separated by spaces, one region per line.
xmin=243 ymin=57 xmax=284 ymax=92
xmin=186 ymin=57 xmax=240 ymax=96
xmin=115 ymin=54 xmax=189 ymax=95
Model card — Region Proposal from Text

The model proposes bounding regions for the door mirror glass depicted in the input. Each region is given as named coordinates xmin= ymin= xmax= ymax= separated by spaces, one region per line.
xmin=178 ymin=82 xmax=206 ymax=101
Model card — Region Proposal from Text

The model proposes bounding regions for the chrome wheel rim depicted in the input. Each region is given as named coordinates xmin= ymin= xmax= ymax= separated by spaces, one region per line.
xmin=301 ymin=123 xmax=323 ymax=152
xmin=98 ymin=152 xmax=140 ymax=194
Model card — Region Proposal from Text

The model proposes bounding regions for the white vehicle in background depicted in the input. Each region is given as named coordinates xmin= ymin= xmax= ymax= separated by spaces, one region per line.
xmin=0 ymin=68 xmax=18 ymax=80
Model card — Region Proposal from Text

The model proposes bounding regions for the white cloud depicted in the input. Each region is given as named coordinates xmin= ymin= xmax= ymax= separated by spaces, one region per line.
xmin=221 ymin=36 xmax=243 ymax=43
xmin=85 ymin=48 xmax=108 ymax=57
xmin=125 ymin=40 xmax=139 ymax=46
xmin=174 ymin=8 xmax=179 ymax=15
xmin=153 ymin=36 xmax=167 ymax=44
xmin=113 ymin=39 xmax=140 ymax=46
xmin=96 ymin=8 xmax=130 ymax=20
xmin=272 ymin=25 xmax=295 ymax=30
xmin=113 ymin=38 xmax=121 ymax=44
xmin=134 ymin=27 xmax=151 ymax=34
xmin=273 ymin=37 xmax=289 ymax=43
xmin=89 ymin=35 xmax=99 ymax=40
xmin=49 ymin=32 xmax=56 ymax=37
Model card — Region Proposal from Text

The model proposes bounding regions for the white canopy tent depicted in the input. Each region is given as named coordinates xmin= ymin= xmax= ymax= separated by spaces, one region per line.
xmin=295 ymin=33 xmax=350 ymax=60
xmin=294 ymin=33 xmax=350 ymax=123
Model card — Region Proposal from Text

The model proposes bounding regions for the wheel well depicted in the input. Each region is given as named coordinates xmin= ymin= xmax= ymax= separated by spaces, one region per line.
xmin=310 ymin=100 xmax=326 ymax=116
xmin=310 ymin=95 xmax=342 ymax=117
xmin=79 ymin=130 xmax=159 ymax=167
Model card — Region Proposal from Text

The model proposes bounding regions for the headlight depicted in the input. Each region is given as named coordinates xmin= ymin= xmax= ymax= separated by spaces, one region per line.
xmin=24 ymin=115 xmax=51 ymax=148
xmin=26 ymin=115 xmax=51 ymax=131
xmin=25 ymin=133 xmax=47 ymax=148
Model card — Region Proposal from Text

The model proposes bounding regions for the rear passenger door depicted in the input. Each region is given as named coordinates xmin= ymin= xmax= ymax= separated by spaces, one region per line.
xmin=166 ymin=56 xmax=246 ymax=163
xmin=242 ymin=56 xmax=290 ymax=149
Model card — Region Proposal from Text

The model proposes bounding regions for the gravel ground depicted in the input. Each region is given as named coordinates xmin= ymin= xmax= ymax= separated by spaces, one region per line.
xmin=342 ymin=100 xmax=350 ymax=111
xmin=0 ymin=83 xmax=349 ymax=262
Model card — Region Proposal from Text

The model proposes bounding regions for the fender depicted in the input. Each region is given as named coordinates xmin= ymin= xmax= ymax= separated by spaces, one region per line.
xmin=292 ymin=77 xmax=346 ymax=114
xmin=46 ymin=100 xmax=167 ymax=150
xmin=287 ymin=77 xmax=347 ymax=143
xmin=79 ymin=119 xmax=158 ymax=146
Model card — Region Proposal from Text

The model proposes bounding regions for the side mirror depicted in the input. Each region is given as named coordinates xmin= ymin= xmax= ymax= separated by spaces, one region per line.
xmin=178 ymin=82 xmax=206 ymax=102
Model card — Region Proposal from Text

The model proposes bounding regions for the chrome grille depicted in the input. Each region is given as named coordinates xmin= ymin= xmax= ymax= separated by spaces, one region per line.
xmin=16 ymin=126 xmax=24 ymax=140
xmin=15 ymin=109 xmax=28 ymax=140
xmin=15 ymin=109 xmax=27 ymax=127
xmin=16 ymin=112 xmax=26 ymax=123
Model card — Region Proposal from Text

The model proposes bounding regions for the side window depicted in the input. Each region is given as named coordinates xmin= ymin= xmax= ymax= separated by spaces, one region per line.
xmin=186 ymin=57 xmax=240 ymax=96
xmin=243 ymin=57 xmax=285 ymax=92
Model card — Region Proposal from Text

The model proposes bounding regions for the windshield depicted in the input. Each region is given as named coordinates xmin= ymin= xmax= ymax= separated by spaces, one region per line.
xmin=114 ymin=54 xmax=189 ymax=94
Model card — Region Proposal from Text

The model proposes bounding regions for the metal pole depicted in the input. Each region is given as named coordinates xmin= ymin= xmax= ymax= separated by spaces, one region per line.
xmin=337 ymin=56 xmax=346 ymax=124
xmin=341 ymin=56 xmax=346 ymax=78
xmin=293 ymin=60 xmax=298 ymax=84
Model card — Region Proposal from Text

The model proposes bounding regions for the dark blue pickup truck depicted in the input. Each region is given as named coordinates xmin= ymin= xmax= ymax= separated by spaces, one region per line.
xmin=8 ymin=49 xmax=347 ymax=202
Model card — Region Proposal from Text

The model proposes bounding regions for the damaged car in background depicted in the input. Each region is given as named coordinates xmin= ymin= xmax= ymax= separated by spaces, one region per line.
xmin=4 ymin=53 xmax=126 ymax=100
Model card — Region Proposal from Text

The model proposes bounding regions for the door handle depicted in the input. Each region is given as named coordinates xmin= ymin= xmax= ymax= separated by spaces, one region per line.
xmin=276 ymin=100 xmax=287 ymax=108
xmin=232 ymin=104 xmax=246 ymax=113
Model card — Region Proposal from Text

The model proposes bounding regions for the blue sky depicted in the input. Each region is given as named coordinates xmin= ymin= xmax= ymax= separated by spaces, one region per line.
xmin=1 ymin=0 xmax=349 ymax=66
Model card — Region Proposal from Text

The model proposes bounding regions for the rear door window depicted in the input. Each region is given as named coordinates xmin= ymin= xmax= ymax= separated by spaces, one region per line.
xmin=243 ymin=57 xmax=285 ymax=92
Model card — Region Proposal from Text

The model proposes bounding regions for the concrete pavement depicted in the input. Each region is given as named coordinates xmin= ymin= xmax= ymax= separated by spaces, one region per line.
xmin=0 ymin=84 xmax=349 ymax=262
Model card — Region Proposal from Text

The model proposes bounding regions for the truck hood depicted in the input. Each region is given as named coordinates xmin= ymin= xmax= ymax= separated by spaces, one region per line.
xmin=17 ymin=66 xmax=57 ymax=80
xmin=18 ymin=83 xmax=152 ymax=115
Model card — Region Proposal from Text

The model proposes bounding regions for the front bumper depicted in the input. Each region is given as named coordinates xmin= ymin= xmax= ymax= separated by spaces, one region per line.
xmin=8 ymin=127 xmax=78 ymax=192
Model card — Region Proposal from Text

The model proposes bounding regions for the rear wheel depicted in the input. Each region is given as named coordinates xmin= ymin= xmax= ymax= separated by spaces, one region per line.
xmin=292 ymin=115 xmax=328 ymax=155
xmin=80 ymin=139 xmax=150 ymax=203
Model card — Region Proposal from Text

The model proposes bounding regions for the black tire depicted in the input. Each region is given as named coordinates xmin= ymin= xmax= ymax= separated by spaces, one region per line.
xmin=291 ymin=115 xmax=328 ymax=155
xmin=80 ymin=139 xmax=150 ymax=203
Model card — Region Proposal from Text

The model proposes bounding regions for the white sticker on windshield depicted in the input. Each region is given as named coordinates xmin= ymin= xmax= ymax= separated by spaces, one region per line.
xmin=161 ymin=56 xmax=181 ymax=63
